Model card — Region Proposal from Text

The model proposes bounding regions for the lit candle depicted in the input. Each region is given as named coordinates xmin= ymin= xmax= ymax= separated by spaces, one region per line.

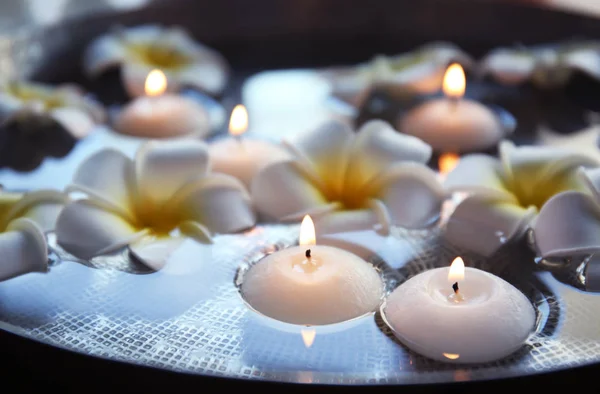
xmin=437 ymin=152 xmax=460 ymax=180
xmin=382 ymin=257 xmax=535 ymax=364
xmin=241 ymin=215 xmax=384 ymax=325
xmin=114 ymin=69 xmax=211 ymax=138
xmin=399 ymin=64 xmax=507 ymax=153
xmin=208 ymin=104 xmax=291 ymax=188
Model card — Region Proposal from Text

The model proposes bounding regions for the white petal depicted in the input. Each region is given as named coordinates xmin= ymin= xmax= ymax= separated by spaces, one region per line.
xmin=313 ymin=207 xmax=384 ymax=235
xmin=67 ymin=149 xmax=135 ymax=218
xmin=563 ymin=48 xmax=600 ymax=81
xmin=579 ymin=167 xmax=600 ymax=204
xmin=346 ymin=120 xmax=432 ymax=191
xmin=83 ymin=34 xmax=127 ymax=77
xmin=373 ymin=163 xmax=445 ymax=229
xmin=50 ymin=107 xmax=96 ymax=139
xmin=0 ymin=218 xmax=47 ymax=282
xmin=282 ymin=120 xmax=354 ymax=196
xmin=2 ymin=190 xmax=67 ymax=232
xmin=55 ymin=200 xmax=141 ymax=260
xmin=478 ymin=48 xmax=535 ymax=85
xmin=584 ymin=254 xmax=600 ymax=292
xmin=444 ymin=154 xmax=512 ymax=198
xmin=178 ymin=220 xmax=212 ymax=244
xmin=129 ymin=235 xmax=185 ymax=271
xmin=444 ymin=194 xmax=536 ymax=257
xmin=170 ymin=174 xmax=255 ymax=234
xmin=176 ymin=60 xmax=229 ymax=96
xmin=251 ymin=159 xmax=328 ymax=222
xmin=135 ymin=139 xmax=209 ymax=209
xmin=500 ymin=141 xmax=598 ymax=205
xmin=533 ymin=191 xmax=600 ymax=258
xmin=0 ymin=91 xmax=25 ymax=117
xmin=121 ymin=62 xmax=155 ymax=98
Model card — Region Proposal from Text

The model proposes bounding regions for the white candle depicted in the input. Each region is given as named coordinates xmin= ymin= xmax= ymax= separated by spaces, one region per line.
xmin=208 ymin=104 xmax=291 ymax=188
xmin=241 ymin=215 xmax=384 ymax=325
xmin=382 ymin=257 xmax=535 ymax=364
xmin=399 ymin=64 xmax=505 ymax=153
xmin=114 ymin=69 xmax=211 ymax=138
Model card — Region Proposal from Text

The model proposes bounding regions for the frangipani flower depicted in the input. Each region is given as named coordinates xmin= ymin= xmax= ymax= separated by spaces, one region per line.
xmin=444 ymin=141 xmax=599 ymax=257
xmin=479 ymin=41 xmax=600 ymax=89
xmin=84 ymin=25 xmax=230 ymax=97
xmin=55 ymin=139 xmax=255 ymax=270
xmin=251 ymin=120 xmax=444 ymax=235
xmin=0 ymin=189 xmax=68 ymax=282
xmin=0 ymin=80 xmax=104 ymax=170
xmin=320 ymin=42 xmax=473 ymax=107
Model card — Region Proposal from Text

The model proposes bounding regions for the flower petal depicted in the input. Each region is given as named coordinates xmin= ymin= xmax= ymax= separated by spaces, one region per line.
xmin=533 ymin=191 xmax=600 ymax=258
xmin=56 ymin=200 xmax=142 ymax=260
xmin=135 ymin=139 xmax=209 ymax=209
xmin=346 ymin=120 xmax=432 ymax=191
xmin=500 ymin=141 xmax=599 ymax=206
xmin=0 ymin=218 xmax=47 ymax=282
xmin=373 ymin=163 xmax=445 ymax=229
xmin=584 ymin=254 xmax=600 ymax=292
xmin=83 ymin=33 xmax=127 ymax=77
xmin=313 ymin=207 xmax=385 ymax=235
xmin=178 ymin=220 xmax=212 ymax=244
xmin=1 ymin=190 xmax=67 ymax=232
xmin=563 ymin=48 xmax=600 ymax=81
xmin=170 ymin=173 xmax=255 ymax=234
xmin=282 ymin=120 xmax=354 ymax=196
xmin=50 ymin=107 xmax=96 ymax=139
xmin=176 ymin=61 xmax=229 ymax=96
xmin=444 ymin=193 xmax=536 ymax=257
xmin=67 ymin=149 xmax=135 ymax=218
xmin=478 ymin=48 xmax=536 ymax=85
xmin=251 ymin=159 xmax=328 ymax=222
xmin=129 ymin=235 xmax=185 ymax=271
xmin=444 ymin=154 xmax=511 ymax=197
xmin=578 ymin=167 xmax=600 ymax=204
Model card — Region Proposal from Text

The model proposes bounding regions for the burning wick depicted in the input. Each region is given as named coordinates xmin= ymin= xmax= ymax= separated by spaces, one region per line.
xmin=305 ymin=249 xmax=311 ymax=259
xmin=452 ymin=282 xmax=459 ymax=293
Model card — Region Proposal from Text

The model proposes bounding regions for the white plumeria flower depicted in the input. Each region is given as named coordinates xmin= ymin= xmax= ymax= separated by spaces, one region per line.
xmin=320 ymin=42 xmax=473 ymax=107
xmin=0 ymin=189 xmax=67 ymax=282
xmin=55 ymin=139 xmax=255 ymax=271
xmin=251 ymin=120 xmax=445 ymax=236
xmin=84 ymin=25 xmax=230 ymax=97
xmin=479 ymin=41 xmax=600 ymax=88
xmin=444 ymin=141 xmax=600 ymax=257
xmin=0 ymin=80 xmax=105 ymax=140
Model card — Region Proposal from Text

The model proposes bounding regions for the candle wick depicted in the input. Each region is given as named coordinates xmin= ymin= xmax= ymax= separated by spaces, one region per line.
xmin=305 ymin=249 xmax=311 ymax=259
xmin=452 ymin=282 xmax=459 ymax=294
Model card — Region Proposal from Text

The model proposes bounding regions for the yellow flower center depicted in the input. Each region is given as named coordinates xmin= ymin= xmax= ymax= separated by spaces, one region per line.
xmin=7 ymin=83 xmax=66 ymax=110
xmin=132 ymin=201 xmax=183 ymax=237
xmin=0 ymin=192 xmax=22 ymax=231
xmin=127 ymin=43 xmax=192 ymax=70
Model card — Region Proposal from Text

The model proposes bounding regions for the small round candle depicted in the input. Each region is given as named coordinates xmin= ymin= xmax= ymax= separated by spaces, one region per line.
xmin=399 ymin=64 xmax=505 ymax=153
xmin=241 ymin=215 xmax=384 ymax=325
xmin=114 ymin=69 xmax=210 ymax=138
xmin=209 ymin=104 xmax=290 ymax=188
xmin=382 ymin=257 xmax=535 ymax=364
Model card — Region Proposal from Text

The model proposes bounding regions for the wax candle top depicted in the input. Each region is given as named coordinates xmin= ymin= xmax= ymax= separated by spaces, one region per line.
xmin=241 ymin=215 xmax=384 ymax=325
xmin=382 ymin=257 xmax=536 ymax=364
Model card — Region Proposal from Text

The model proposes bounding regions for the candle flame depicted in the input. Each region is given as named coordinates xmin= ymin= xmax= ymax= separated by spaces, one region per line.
xmin=145 ymin=69 xmax=167 ymax=97
xmin=229 ymin=104 xmax=248 ymax=137
xmin=443 ymin=353 xmax=460 ymax=360
xmin=438 ymin=153 xmax=460 ymax=175
xmin=442 ymin=63 xmax=465 ymax=99
xmin=299 ymin=215 xmax=316 ymax=246
xmin=301 ymin=328 xmax=316 ymax=348
xmin=448 ymin=257 xmax=465 ymax=282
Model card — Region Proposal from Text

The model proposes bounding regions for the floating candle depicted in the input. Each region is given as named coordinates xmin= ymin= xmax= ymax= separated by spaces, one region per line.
xmin=382 ymin=257 xmax=535 ymax=364
xmin=208 ymin=105 xmax=290 ymax=188
xmin=399 ymin=64 xmax=506 ymax=153
xmin=241 ymin=215 xmax=384 ymax=325
xmin=114 ymin=69 xmax=210 ymax=138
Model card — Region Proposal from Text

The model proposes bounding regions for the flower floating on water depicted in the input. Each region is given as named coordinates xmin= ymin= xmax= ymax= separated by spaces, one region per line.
xmin=251 ymin=120 xmax=444 ymax=235
xmin=0 ymin=189 xmax=68 ymax=282
xmin=479 ymin=41 xmax=600 ymax=89
xmin=443 ymin=141 xmax=599 ymax=257
xmin=84 ymin=25 xmax=230 ymax=97
xmin=319 ymin=42 xmax=473 ymax=107
xmin=0 ymin=80 xmax=105 ymax=170
xmin=55 ymin=139 xmax=255 ymax=270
